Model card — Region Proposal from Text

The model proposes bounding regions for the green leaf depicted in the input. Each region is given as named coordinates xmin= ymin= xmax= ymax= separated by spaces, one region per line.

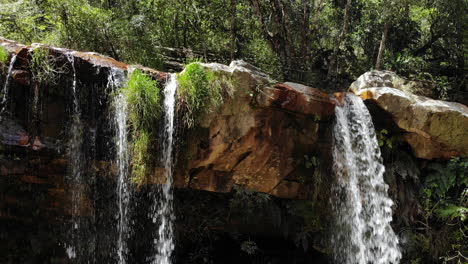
xmin=435 ymin=204 xmax=468 ymax=221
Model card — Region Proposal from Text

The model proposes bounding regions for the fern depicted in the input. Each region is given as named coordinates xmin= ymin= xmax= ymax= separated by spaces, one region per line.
xmin=435 ymin=204 xmax=467 ymax=221
xmin=425 ymin=161 xmax=464 ymax=199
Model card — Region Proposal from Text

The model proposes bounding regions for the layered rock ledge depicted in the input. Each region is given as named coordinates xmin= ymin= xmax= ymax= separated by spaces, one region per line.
xmin=1 ymin=38 xmax=336 ymax=201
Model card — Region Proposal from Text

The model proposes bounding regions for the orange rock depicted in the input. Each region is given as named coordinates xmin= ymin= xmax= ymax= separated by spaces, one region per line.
xmin=32 ymin=136 xmax=44 ymax=150
xmin=18 ymin=133 xmax=29 ymax=146
xmin=270 ymin=83 xmax=335 ymax=117
xmin=20 ymin=175 xmax=48 ymax=184
xmin=11 ymin=70 xmax=31 ymax=86
xmin=333 ymin=92 xmax=345 ymax=105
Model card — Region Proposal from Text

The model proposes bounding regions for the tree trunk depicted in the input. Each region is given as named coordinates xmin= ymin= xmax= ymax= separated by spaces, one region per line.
xmin=328 ymin=0 xmax=352 ymax=80
xmin=270 ymin=0 xmax=290 ymax=77
xmin=375 ymin=21 xmax=390 ymax=70
xmin=183 ymin=12 xmax=187 ymax=47
xmin=230 ymin=0 xmax=238 ymax=60
xmin=174 ymin=11 xmax=180 ymax=48
xmin=299 ymin=0 xmax=311 ymax=81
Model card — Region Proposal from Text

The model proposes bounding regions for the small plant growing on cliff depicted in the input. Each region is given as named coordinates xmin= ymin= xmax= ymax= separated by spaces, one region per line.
xmin=30 ymin=47 xmax=61 ymax=85
xmin=240 ymin=240 xmax=258 ymax=255
xmin=130 ymin=130 xmax=151 ymax=184
xmin=376 ymin=129 xmax=401 ymax=149
xmin=0 ymin=46 xmax=8 ymax=64
xmin=177 ymin=62 xmax=223 ymax=127
xmin=229 ymin=186 xmax=270 ymax=214
xmin=120 ymin=69 xmax=161 ymax=184
xmin=304 ymin=155 xmax=319 ymax=169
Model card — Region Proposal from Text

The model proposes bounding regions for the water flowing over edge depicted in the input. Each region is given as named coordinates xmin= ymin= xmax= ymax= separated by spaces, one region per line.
xmin=0 ymin=54 xmax=17 ymax=118
xmin=331 ymin=93 xmax=401 ymax=264
xmin=109 ymin=68 xmax=130 ymax=264
xmin=151 ymin=73 xmax=177 ymax=264
xmin=65 ymin=52 xmax=84 ymax=260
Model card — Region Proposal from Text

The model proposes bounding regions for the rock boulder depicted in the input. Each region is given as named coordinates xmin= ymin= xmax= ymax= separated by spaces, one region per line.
xmin=351 ymin=71 xmax=468 ymax=159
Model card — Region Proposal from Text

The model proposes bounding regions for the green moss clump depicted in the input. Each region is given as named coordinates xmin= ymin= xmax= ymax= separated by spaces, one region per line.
xmin=177 ymin=62 xmax=223 ymax=127
xmin=120 ymin=69 xmax=161 ymax=184
xmin=0 ymin=46 xmax=8 ymax=64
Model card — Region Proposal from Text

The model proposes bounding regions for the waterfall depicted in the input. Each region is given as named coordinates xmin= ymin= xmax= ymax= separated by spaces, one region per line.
xmin=331 ymin=93 xmax=401 ymax=264
xmin=67 ymin=53 xmax=78 ymax=112
xmin=110 ymin=68 xmax=130 ymax=264
xmin=152 ymin=73 xmax=177 ymax=264
xmin=65 ymin=53 xmax=85 ymax=261
xmin=0 ymin=53 xmax=17 ymax=118
xmin=115 ymin=93 xmax=129 ymax=264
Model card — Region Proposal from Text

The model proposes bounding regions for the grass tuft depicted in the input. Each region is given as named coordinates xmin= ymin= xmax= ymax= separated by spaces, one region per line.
xmin=30 ymin=47 xmax=61 ymax=85
xmin=177 ymin=62 xmax=224 ymax=127
xmin=123 ymin=69 xmax=161 ymax=130
xmin=0 ymin=46 xmax=8 ymax=64
xmin=120 ymin=68 xmax=161 ymax=184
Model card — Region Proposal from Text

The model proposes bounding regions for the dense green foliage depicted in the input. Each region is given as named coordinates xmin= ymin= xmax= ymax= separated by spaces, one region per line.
xmin=1 ymin=0 xmax=466 ymax=99
xmin=0 ymin=47 xmax=8 ymax=64
xmin=177 ymin=62 xmax=223 ymax=127
xmin=120 ymin=69 xmax=161 ymax=184
xmin=410 ymin=157 xmax=468 ymax=263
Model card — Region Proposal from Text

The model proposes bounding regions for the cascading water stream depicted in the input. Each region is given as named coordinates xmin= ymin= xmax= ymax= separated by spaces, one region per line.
xmin=331 ymin=93 xmax=401 ymax=264
xmin=67 ymin=53 xmax=78 ymax=112
xmin=152 ymin=73 xmax=177 ymax=264
xmin=115 ymin=93 xmax=129 ymax=264
xmin=109 ymin=68 xmax=130 ymax=264
xmin=0 ymin=53 xmax=17 ymax=118
xmin=65 ymin=52 xmax=84 ymax=260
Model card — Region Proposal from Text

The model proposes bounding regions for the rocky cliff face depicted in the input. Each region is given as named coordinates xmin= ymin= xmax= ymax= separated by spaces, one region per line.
xmin=175 ymin=62 xmax=335 ymax=199
xmin=1 ymin=38 xmax=466 ymax=263
xmin=0 ymin=38 xmax=336 ymax=263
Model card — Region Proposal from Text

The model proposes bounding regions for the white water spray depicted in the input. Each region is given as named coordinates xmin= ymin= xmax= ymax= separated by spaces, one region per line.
xmin=0 ymin=54 xmax=17 ymax=117
xmin=331 ymin=93 xmax=401 ymax=264
xmin=65 ymin=52 xmax=84 ymax=261
xmin=67 ymin=53 xmax=78 ymax=112
xmin=115 ymin=93 xmax=129 ymax=264
xmin=110 ymin=67 xmax=130 ymax=264
xmin=152 ymin=73 xmax=177 ymax=264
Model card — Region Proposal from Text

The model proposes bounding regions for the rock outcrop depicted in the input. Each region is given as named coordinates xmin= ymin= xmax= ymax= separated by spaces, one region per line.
xmin=351 ymin=71 xmax=468 ymax=159
xmin=174 ymin=61 xmax=335 ymax=199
